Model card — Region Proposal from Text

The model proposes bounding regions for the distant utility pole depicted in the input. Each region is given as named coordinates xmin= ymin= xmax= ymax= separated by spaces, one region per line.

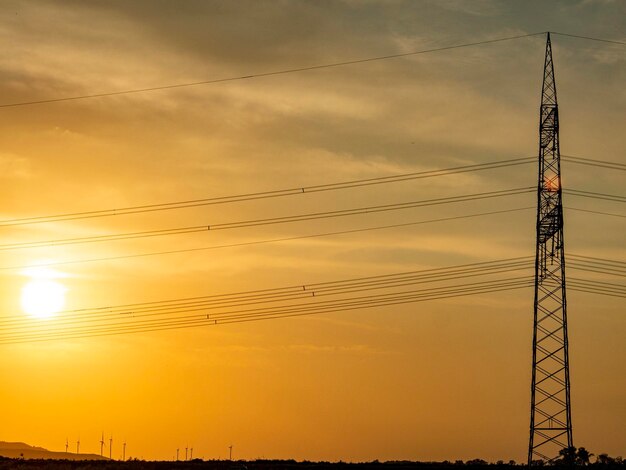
xmin=109 ymin=435 xmax=113 ymax=460
xmin=229 ymin=445 xmax=233 ymax=461
xmin=528 ymin=32 xmax=573 ymax=465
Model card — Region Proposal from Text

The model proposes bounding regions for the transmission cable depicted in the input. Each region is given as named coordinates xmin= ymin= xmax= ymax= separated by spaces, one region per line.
xmin=568 ymin=261 xmax=626 ymax=278
xmin=0 ymin=257 xmax=533 ymax=328
xmin=1 ymin=154 xmax=619 ymax=228
xmin=561 ymin=155 xmax=626 ymax=171
xmin=0 ymin=205 xmax=616 ymax=271
xmin=569 ymin=277 xmax=626 ymax=292
xmin=0 ymin=206 xmax=533 ymax=271
xmin=567 ymin=278 xmax=626 ymax=298
xmin=2 ymin=31 xmax=622 ymax=110
xmin=564 ymin=189 xmax=626 ymax=203
xmin=550 ymin=32 xmax=626 ymax=45
xmin=0 ymin=32 xmax=546 ymax=109
xmin=0 ymin=282 xmax=532 ymax=344
xmin=0 ymin=276 xmax=534 ymax=344
xmin=0 ymin=203 xmax=616 ymax=273
xmin=568 ymin=254 xmax=626 ymax=267
xmin=0 ymin=271 xmax=617 ymax=345
xmin=0 ymin=187 xmax=534 ymax=251
xmin=1 ymin=256 xmax=533 ymax=318
xmin=565 ymin=207 xmax=626 ymax=219
xmin=0 ymin=157 xmax=535 ymax=227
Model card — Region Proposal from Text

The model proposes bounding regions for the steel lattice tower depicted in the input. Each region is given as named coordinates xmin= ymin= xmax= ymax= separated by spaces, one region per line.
xmin=528 ymin=33 xmax=573 ymax=465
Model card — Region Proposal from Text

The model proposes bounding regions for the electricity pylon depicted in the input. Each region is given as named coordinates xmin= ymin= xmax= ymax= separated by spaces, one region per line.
xmin=528 ymin=32 xmax=573 ymax=465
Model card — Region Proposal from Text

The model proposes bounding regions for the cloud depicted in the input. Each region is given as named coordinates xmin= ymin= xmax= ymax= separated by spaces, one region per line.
xmin=0 ymin=152 xmax=31 ymax=179
xmin=429 ymin=0 xmax=503 ymax=17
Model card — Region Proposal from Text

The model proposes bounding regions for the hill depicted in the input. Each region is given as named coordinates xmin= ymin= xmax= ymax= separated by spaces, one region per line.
xmin=0 ymin=441 xmax=107 ymax=460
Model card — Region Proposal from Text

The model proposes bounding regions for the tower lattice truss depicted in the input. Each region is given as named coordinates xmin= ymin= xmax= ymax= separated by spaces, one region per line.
xmin=528 ymin=33 xmax=573 ymax=465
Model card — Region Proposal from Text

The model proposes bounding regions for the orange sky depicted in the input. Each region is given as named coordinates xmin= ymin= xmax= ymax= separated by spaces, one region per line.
xmin=0 ymin=0 xmax=624 ymax=463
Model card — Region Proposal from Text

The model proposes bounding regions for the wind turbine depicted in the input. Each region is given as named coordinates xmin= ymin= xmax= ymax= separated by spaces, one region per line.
xmin=109 ymin=435 xmax=113 ymax=460
xmin=76 ymin=438 xmax=80 ymax=455
xmin=65 ymin=438 xmax=68 ymax=453
xmin=123 ymin=440 xmax=126 ymax=461
xmin=100 ymin=432 xmax=105 ymax=456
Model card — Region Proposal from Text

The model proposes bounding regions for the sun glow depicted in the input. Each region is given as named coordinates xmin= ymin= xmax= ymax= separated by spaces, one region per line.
xmin=20 ymin=267 xmax=67 ymax=319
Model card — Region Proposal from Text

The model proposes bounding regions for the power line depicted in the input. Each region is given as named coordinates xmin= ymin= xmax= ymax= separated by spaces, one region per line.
xmin=561 ymin=155 xmax=626 ymax=171
xmin=564 ymin=189 xmax=626 ymax=203
xmin=1 ymin=254 xmax=620 ymax=343
xmin=570 ymin=262 xmax=626 ymax=274
xmin=1 ymin=259 xmax=618 ymax=345
xmin=0 ymin=206 xmax=533 ymax=271
xmin=568 ymin=263 xmax=626 ymax=278
xmin=568 ymin=254 xmax=626 ymax=267
xmin=2 ymin=271 xmax=619 ymax=345
xmin=0 ymin=282 xmax=531 ymax=344
xmin=0 ymin=32 xmax=546 ymax=109
xmin=0 ymin=155 xmax=617 ymax=229
xmin=4 ymin=185 xmax=622 ymax=252
xmin=0 ymin=157 xmax=535 ymax=227
xmin=2 ymin=278 xmax=535 ymax=342
xmin=0 ymin=154 xmax=614 ymax=230
xmin=535 ymin=277 xmax=626 ymax=296
xmin=568 ymin=286 xmax=626 ymax=299
xmin=565 ymin=207 xmax=626 ymax=218
xmin=550 ymin=32 xmax=626 ymax=46
xmin=0 ymin=186 xmax=534 ymax=251
xmin=11 ymin=256 xmax=533 ymax=316
xmin=565 ymin=278 xmax=626 ymax=298
xmin=569 ymin=257 xmax=626 ymax=271
xmin=569 ymin=277 xmax=626 ymax=292
xmin=3 ymin=259 xmax=532 ymax=326
xmin=0 ymin=274 xmax=535 ymax=344
xmin=0 ymin=204 xmax=617 ymax=272
xmin=2 ymin=31 xmax=622 ymax=110
xmin=1 ymin=257 xmax=533 ymax=327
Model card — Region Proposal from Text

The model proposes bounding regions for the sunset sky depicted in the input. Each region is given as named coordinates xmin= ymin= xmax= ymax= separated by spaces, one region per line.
xmin=0 ymin=0 xmax=624 ymax=463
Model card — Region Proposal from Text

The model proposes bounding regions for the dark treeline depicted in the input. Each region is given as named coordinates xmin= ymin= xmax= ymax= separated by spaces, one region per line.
xmin=0 ymin=456 xmax=625 ymax=470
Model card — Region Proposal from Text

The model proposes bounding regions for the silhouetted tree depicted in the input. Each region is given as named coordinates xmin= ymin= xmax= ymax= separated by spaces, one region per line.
xmin=575 ymin=447 xmax=592 ymax=466
xmin=596 ymin=453 xmax=615 ymax=465
xmin=559 ymin=446 xmax=577 ymax=465
xmin=466 ymin=458 xmax=488 ymax=465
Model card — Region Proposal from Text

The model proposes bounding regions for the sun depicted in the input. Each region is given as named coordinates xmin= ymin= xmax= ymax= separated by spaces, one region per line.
xmin=20 ymin=268 xmax=67 ymax=319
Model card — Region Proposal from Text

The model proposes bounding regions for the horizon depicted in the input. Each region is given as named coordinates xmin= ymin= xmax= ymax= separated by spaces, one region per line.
xmin=2 ymin=439 xmax=614 ymax=464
